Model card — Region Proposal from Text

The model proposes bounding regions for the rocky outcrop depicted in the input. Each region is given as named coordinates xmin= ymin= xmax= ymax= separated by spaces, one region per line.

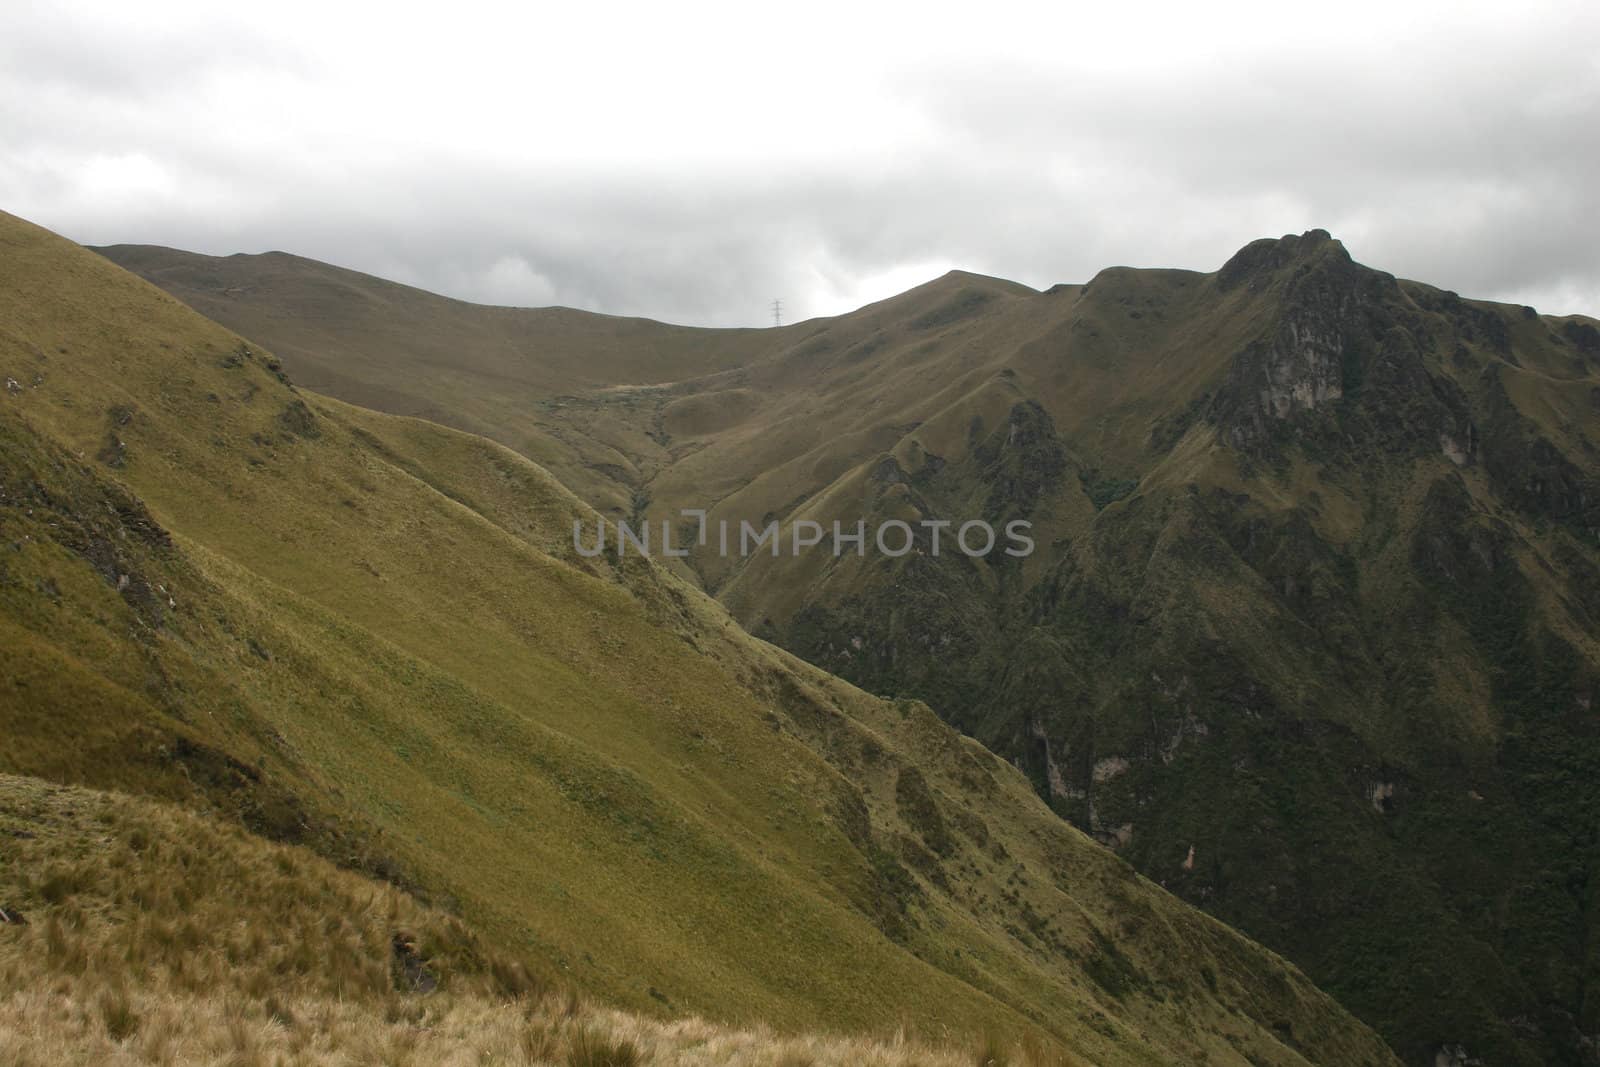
xmin=1206 ymin=231 xmax=1500 ymax=471
xmin=1258 ymin=315 xmax=1347 ymax=419
xmin=1209 ymin=231 xmax=1384 ymax=447
xmin=972 ymin=400 xmax=1067 ymax=520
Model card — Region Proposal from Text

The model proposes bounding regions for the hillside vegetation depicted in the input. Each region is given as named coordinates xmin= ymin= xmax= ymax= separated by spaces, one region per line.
xmin=0 ymin=772 xmax=1064 ymax=1066
xmin=101 ymin=228 xmax=1600 ymax=1065
xmin=0 ymin=210 xmax=1399 ymax=1065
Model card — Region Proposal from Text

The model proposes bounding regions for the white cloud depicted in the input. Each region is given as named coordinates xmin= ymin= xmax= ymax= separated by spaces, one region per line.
xmin=474 ymin=255 xmax=559 ymax=309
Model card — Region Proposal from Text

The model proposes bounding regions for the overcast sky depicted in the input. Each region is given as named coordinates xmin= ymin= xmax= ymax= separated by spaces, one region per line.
xmin=3 ymin=0 xmax=1596 ymax=326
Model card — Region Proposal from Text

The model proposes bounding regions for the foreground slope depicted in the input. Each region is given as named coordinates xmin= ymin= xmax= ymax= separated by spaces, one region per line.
xmin=0 ymin=771 xmax=1051 ymax=1066
xmin=1 ymin=211 xmax=1396 ymax=1064
xmin=102 ymin=231 xmax=1600 ymax=1065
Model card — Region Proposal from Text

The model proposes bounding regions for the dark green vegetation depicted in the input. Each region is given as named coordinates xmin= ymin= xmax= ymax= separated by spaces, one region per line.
xmin=105 ymin=228 xmax=1600 ymax=1065
xmin=0 ymin=210 xmax=1400 ymax=1064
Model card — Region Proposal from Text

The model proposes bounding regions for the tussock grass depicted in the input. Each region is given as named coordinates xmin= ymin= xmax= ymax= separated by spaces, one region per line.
xmin=567 ymin=1026 xmax=642 ymax=1066
xmin=0 ymin=774 xmax=1077 ymax=1067
xmin=0 ymin=986 xmax=1074 ymax=1067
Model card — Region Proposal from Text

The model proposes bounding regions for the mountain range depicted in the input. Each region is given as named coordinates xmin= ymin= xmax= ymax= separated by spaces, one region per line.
xmin=90 ymin=227 xmax=1600 ymax=1066
xmin=0 ymin=209 xmax=1407 ymax=1065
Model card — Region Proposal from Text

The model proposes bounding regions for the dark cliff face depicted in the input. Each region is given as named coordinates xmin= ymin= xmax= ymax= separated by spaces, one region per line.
xmin=1202 ymin=233 xmax=1600 ymax=547
xmin=1214 ymin=234 xmax=1367 ymax=442
xmin=1208 ymin=231 xmax=1462 ymax=457
xmin=781 ymin=234 xmax=1600 ymax=1067
xmin=972 ymin=400 xmax=1069 ymax=521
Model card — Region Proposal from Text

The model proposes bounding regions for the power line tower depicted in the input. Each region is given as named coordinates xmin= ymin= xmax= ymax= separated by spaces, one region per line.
xmin=771 ymin=299 xmax=783 ymax=327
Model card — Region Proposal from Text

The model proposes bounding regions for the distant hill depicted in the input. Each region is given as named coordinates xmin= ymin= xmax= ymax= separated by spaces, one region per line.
xmin=92 ymin=241 xmax=792 ymax=518
xmin=0 ymin=209 xmax=1398 ymax=1065
xmin=98 ymin=229 xmax=1600 ymax=1065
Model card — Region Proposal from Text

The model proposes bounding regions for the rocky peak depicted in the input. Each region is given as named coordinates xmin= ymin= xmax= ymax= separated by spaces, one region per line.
xmin=1216 ymin=228 xmax=1350 ymax=293
xmin=1206 ymin=233 xmax=1419 ymax=449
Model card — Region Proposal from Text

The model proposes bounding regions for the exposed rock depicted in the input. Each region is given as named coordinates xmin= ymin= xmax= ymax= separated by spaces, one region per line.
xmin=1433 ymin=1043 xmax=1482 ymax=1067
xmin=869 ymin=455 xmax=906 ymax=484
xmin=1216 ymin=229 xmax=1345 ymax=293
xmin=1206 ymin=234 xmax=1490 ymax=466
xmin=1209 ymin=232 xmax=1376 ymax=446
xmin=1257 ymin=316 xmax=1345 ymax=420
xmin=1030 ymin=719 xmax=1078 ymax=800
xmin=1097 ymin=823 xmax=1133 ymax=849
xmin=1440 ymin=427 xmax=1476 ymax=466
xmin=1092 ymin=756 xmax=1130 ymax=784
xmin=1160 ymin=713 xmax=1210 ymax=764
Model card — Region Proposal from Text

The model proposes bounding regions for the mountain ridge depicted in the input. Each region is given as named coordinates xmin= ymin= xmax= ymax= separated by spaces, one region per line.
xmin=93 ymin=227 xmax=1600 ymax=1065
xmin=1 ymin=209 xmax=1403 ymax=1064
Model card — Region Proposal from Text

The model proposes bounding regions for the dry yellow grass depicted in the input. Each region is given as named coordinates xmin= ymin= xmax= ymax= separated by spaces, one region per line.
xmin=0 ymin=988 xmax=1079 ymax=1067
xmin=0 ymin=772 xmax=1076 ymax=1067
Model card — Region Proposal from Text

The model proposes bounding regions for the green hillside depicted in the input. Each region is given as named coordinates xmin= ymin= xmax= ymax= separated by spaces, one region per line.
xmin=0 ymin=210 xmax=1398 ymax=1064
xmin=0 ymin=770 xmax=1069 ymax=1066
xmin=100 ymin=228 xmax=1600 ymax=1065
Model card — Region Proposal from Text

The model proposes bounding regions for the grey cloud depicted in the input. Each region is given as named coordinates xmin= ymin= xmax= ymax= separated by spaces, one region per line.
xmin=894 ymin=29 xmax=1600 ymax=311
xmin=2 ymin=3 xmax=1596 ymax=326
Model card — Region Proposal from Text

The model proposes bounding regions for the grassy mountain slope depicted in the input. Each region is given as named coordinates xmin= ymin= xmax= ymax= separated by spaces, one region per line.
xmin=100 ymin=230 xmax=1600 ymax=1065
xmin=1 ymin=211 xmax=1398 ymax=1065
xmin=91 ymin=243 xmax=797 ymax=518
xmin=0 ymin=771 xmax=1060 ymax=1066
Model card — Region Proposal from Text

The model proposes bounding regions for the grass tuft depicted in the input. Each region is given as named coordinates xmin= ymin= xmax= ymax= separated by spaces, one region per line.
xmin=98 ymin=986 xmax=140 ymax=1042
xmin=972 ymin=1033 xmax=1011 ymax=1067
xmin=567 ymin=1026 xmax=643 ymax=1067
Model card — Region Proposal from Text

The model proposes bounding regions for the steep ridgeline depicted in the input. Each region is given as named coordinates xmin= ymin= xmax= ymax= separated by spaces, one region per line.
xmin=1 ymin=210 xmax=1400 ymax=1066
xmin=99 ymin=230 xmax=1600 ymax=1065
